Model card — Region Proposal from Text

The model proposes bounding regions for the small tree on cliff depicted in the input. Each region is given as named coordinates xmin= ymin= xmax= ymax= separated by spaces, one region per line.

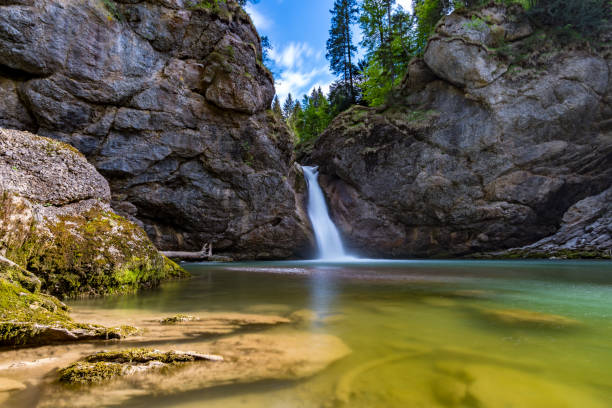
xmin=283 ymin=94 xmax=295 ymax=119
xmin=272 ymin=96 xmax=282 ymax=117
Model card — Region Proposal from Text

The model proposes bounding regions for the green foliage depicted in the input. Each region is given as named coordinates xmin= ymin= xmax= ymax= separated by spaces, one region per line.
xmin=292 ymin=88 xmax=333 ymax=145
xmin=527 ymin=0 xmax=611 ymax=35
xmin=361 ymin=59 xmax=396 ymax=106
xmin=413 ymin=0 xmax=447 ymax=53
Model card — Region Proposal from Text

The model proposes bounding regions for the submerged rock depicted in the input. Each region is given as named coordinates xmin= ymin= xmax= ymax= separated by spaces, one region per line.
xmin=308 ymin=5 xmax=611 ymax=258
xmin=160 ymin=314 xmax=198 ymax=325
xmin=0 ymin=0 xmax=312 ymax=259
xmin=59 ymin=348 xmax=223 ymax=385
xmin=479 ymin=308 xmax=580 ymax=328
xmin=0 ymin=128 xmax=186 ymax=298
xmin=137 ymin=312 xmax=292 ymax=342
xmin=0 ymin=377 xmax=25 ymax=393
xmin=41 ymin=332 xmax=350 ymax=407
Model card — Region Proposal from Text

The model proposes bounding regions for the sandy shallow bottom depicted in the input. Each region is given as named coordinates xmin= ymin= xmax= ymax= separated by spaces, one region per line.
xmin=1 ymin=260 xmax=612 ymax=407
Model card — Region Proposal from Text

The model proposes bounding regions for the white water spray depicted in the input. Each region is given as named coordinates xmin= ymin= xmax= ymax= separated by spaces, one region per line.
xmin=302 ymin=165 xmax=352 ymax=261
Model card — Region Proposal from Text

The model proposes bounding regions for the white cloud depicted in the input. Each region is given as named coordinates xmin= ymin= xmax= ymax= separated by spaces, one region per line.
xmin=396 ymin=0 xmax=413 ymax=12
xmin=269 ymin=42 xmax=315 ymax=70
xmin=245 ymin=4 xmax=272 ymax=30
xmin=274 ymin=66 xmax=330 ymax=101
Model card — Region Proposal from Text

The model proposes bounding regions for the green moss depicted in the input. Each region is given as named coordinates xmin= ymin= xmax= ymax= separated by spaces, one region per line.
xmin=160 ymin=314 xmax=197 ymax=325
xmin=58 ymin=348 xmax=202 ymax=384
xmin=84 ymin=348 xmax=197 ymax=364
xmin=59 ymin=362 xmax=123 ymax=385
xmin=5 ymin=204 xmax=186 ymax=299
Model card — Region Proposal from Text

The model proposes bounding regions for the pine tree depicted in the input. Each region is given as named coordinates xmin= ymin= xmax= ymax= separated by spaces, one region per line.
xmin=326 ymin=0 xmax=359 ymax=103
xmin=272 ymin=96 xmax=282 ymax=117
xmin=282 ymin=93 xmax=295 ymax=119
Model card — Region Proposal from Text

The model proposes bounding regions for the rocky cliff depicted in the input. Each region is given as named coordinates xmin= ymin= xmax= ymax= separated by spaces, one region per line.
xmin=309 ymin=5 xmax=611 ymax=258
xmin=0 ymin=0 xmax=311 ymax=259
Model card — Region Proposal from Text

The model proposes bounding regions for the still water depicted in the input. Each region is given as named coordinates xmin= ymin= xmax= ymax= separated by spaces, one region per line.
xmin=7 ymin=260 xmax=612 ymax=407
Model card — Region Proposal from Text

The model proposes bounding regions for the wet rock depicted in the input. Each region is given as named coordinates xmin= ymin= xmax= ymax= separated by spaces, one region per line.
xmin=431 ymin=376 xmax=468 ymax=406
xmin=58 ymin=348 xmax=223 ymax=384
xmin=308 ymin=4 xmax=611 ymax=259
xmin=43 ymin=332 xmax=350 ymax=407
xmin=0 ymin=377 xmax=26 ymax=392
xmin=464 ymin=364 xmax=607 ymax=408
xmin=143 ymin=312 xmax=292 ymax=341
xmin=480 ymin=308 xmax=579 ymax=328
xmin=160 ymin=314 xmax=198 ymax=325
xmin=0 ymin=0 xmax=312 ymax=259
xmin=289 ymin=309 xmax=319 ymax=324
xmin=0 ymin=255 xmax=140 ymax=347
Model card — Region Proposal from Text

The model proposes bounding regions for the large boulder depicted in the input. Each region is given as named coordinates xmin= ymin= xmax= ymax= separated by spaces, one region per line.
xmin=0 ymin=0 xmax=312 ymax=259
xmin=309 ymin=5 xmax=611 ymax=258
xmin=0 ymin=128 xmax=185 ymax=298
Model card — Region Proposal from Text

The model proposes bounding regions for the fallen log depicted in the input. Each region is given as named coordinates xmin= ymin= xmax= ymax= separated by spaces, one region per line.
xmin=162 ymin=244 xmax=212 ymax=261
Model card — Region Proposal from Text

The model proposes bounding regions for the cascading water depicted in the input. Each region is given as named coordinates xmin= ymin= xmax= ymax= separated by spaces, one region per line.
xmin=302 ymin=165 xmax=352 ymax=261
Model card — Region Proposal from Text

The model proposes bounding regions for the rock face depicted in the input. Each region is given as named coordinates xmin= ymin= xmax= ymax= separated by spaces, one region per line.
xmin=0 ymin=128 xmax=184 ymax=298
xmin=503 ymin=186 xmax=612 ymax=259
xmin=0 ymin=0 xmax=311 ymax=258
xmin=309 ymin=5 xmax=612 ymax=258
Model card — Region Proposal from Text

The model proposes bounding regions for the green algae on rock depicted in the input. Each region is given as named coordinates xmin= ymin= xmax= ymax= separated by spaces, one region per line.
xmin=59 ymin=348 xmax=224 ymax=385
xmin=0 ymin=128 xmax=187 ymax=299
xmin=0 ymin=256 xmax=138 ymax=347
xmin=160 ymin=314 xmax=198 ymax=325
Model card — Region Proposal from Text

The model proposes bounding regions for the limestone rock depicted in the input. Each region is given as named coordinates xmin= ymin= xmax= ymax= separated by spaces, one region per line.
xmin=0 ymin=128 xmax=185 ymax=298
xmin=308 ymin=5 xmax=611 ymax=258
xmin=0 ymin=0 xmax=312 ymax=259
xmin=504 ymin=186 xmax=612 ymax=259
xmin=42 ymin=332 xmax=350 ymax=407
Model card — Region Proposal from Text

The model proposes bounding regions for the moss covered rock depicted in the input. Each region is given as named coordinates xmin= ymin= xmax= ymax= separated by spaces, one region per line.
xmin=0 ymin=128 xmax=186 ymax=298
xmin=59 ymin=348 xmax=223 ymax=384
xmin=0 ymin=256 xmax=138 ymax=347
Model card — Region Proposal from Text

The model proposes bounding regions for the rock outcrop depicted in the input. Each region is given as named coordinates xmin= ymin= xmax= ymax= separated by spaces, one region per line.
xmin=309 ymin=5 xmax=611 ymax=258
xmin=0 ymin=253 xmax=138 ymax=347
xmin=0 ymin=0 xmax=311 ymax=259
xmin=502 ymin=186 xmax=612 ymax=259
xmin=0 ymin=128 xmax=185 ymax=298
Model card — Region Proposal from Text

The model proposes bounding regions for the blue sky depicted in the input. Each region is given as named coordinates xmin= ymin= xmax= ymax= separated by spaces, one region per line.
xmin=245 ymin=0 xmax=412 ymax=103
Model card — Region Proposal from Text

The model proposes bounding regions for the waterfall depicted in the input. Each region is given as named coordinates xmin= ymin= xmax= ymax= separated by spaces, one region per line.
xmin=302 ymin=165 xmax=351 ymax=261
